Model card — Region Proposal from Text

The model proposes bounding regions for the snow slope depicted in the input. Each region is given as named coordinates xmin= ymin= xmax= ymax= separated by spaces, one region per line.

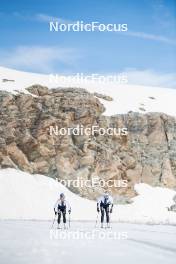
xmin=0 ymin=66 xmax=176 ymax=116
xmin=0 ymin=169 xmax=95 ymax=221
xmin=0 ymin=169 xmax=176 ymax=224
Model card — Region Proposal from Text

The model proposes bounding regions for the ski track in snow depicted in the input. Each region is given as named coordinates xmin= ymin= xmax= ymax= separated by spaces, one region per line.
xmin=0 ymin=221 xmax=176 ymax=264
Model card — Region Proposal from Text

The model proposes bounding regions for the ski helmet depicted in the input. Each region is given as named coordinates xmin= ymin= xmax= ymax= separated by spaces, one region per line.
xmin=104 ymin=191 xmax=109 ymax=199
xmin=60 ymin=193 xmax=65 ymax=199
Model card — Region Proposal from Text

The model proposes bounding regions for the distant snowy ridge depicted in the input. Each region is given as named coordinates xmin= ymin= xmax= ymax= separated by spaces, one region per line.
xmin=0 ymin=66 xmax=176 ymax=116
xmin=0 ymin=169 xmax=176 ymax=224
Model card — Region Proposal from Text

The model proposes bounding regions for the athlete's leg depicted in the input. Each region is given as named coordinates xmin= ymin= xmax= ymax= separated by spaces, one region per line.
xmin=105 ymin=207 xmax=110 ymax=223
xmin=101 ymin=207 xmax=105 ymax=223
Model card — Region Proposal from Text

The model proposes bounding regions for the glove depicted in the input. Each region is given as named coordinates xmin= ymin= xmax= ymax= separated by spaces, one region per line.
xmin=68 ymin=210 xmax=71 ymax=214
xmin=54 ymin=210 xmax=57 ymax=215
xmin=110 ymin=208 xmax=113 ymax=213
xmin=97 ymin=207 xmax=100 ymax=213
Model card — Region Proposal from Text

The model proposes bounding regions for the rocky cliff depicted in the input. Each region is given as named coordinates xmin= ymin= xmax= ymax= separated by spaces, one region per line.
xmin=0 ymin=85 xmax=176 ymax=201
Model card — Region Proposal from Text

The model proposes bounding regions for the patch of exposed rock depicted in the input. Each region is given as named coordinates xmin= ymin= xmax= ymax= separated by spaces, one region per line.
xmin=93 ymin=92 xmax=113 ymax=101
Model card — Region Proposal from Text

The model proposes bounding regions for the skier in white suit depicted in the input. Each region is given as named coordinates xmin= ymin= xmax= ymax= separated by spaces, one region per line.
xmin=54 ymin=193 xmax=71 ymax=229
xmin=97 ymin=191 xmax=113 ymax=228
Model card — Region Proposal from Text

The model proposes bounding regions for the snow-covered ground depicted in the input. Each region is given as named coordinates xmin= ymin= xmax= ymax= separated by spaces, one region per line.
xmin=0 ymin=66 xmax=176 ymax=116
xmin=0 ymin=169 xmax=176 ymax=224
xmin=0 ymin=221 xmax=176 ymax=264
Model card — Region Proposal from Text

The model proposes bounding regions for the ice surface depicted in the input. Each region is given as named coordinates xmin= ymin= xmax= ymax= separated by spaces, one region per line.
xmin=0 ymin=221 xmax=176 ymax=264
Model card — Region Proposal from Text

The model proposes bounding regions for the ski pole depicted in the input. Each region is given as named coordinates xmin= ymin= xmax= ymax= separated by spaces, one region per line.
xmin=51 ymin=214 xmax=57 ymax=229
xmin=68 ymin=212 xmax=71 ymax=228
xmin=94 ymin=213 xmax=99 ymax=228
xmin=109 ymin=210 xmax=113 ymax=228
xmin=109 ymin=213 xmax=111 ymax=228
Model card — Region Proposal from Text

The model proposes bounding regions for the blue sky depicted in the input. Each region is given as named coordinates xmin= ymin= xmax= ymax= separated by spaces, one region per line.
xmin=0 ymin=0 xmax=176 ymax=87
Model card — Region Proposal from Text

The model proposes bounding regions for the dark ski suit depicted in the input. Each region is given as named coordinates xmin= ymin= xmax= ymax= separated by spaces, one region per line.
xmin=97 ymin=195 xmax=113 ymax=223
xmin=54 ymin=198 xmax=71 ymax=224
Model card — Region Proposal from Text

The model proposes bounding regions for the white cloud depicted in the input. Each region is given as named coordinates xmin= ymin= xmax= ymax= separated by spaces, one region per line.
xmin=12 ymin=12 xmax=74 ymax=24
xmin=34 ymin=14 xmax=73 ymax=24
xmin=125 ymin=31 xmax=176 ymax=45
xmin=0 ymin=46 xmax=78 ymax=73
